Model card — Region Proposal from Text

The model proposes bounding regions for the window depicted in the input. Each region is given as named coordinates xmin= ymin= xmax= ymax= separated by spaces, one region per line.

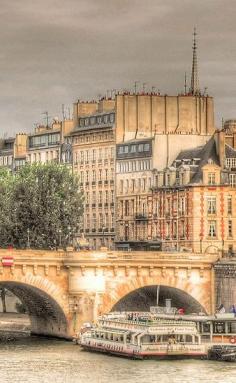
xmin=208 ymin=173 xmax=216 ymax=185
xmin=208 ymin=221 xmax=216 ymax=237
xmin=92 ymin=191 xmax=96 ymax=204
xmin=230 ymin=174 xmax=236 ymax=187
xmin=124 ymin=146 xmax=129 ymax=153
xmin=131 ymin=145 xmax=136 ymax=153
xmin=228 ymin=220 xmax=233 ymax=237
xmin=207 ymin=196 xmax=216 ymax=214
xmin=179 ymin=197 xmax=185 ymax=215
xmin=166 ymin=174 xmax=170 ymax=186
xmin=92 ymin=149 xmax=96 ymax=161
xmin=120 ymin=180 xmax=124 ymax=194
xmin=92 ymin=213 xmax=96 ymax=229
xmin=138 ymin=144 xmax=144 ymax=152
xmin=99 ymin=191 xmax=102 ymax=204
xmin=227 ymin=196 xmax=232 ymax=214
xmin=85 ymin=192 xmax=89 ymax=203
xmin=131 ymin=179 xmax=135 ymax=192
xmin=144 ymin=143 xmax=150 ymax=151
xmin=226 ymin=158 xmax=236 ymax=168
xmin=98 ymin=169 xmax=102 ymax=181
xmin=111 ymin=213 xmax=114 ymax=229
xmin=105 ymin=169 xmax=108 ymax=180
xmin=125 ymin=200 xmax=129 ymax=216
xmin=111 ymin=190 xmax=114 ymax=203
xmin=105 ymin=191 xmax=109 ymax=204
xmin=166 ymin=222 xmax=170 ymax=239
xmin=86 ymin=171 xmax=89 ymax=182
xmin=92 ymin=170 xmax=96 ymax=182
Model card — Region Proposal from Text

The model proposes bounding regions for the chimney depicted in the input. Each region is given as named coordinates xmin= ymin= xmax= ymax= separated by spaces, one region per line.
xmin=216 ymin=130 xmax=225 ymax=167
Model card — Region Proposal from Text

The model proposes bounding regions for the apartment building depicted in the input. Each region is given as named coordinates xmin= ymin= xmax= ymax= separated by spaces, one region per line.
xmin=115 ymin=138 xmax=154 ymax=250
xmin=0 ymin=134 xmax=27 ymax=171
xmin=27 ymin=119 xmax=73 ymax=165
xmin=71 ymin=99 xmax=116 ymax=250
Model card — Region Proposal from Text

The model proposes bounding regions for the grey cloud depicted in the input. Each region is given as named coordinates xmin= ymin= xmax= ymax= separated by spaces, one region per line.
xmin=0 ymin=0 xmax=236 ymax=135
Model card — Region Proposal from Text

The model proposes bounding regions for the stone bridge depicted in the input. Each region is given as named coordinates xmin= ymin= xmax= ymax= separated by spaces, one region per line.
xmin=0 ymin=249 xmax=219 ymax=338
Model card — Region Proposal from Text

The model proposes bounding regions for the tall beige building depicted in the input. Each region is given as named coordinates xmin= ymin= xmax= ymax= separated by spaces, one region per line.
xmin=71 ymin=99 xmax=116 ymax=250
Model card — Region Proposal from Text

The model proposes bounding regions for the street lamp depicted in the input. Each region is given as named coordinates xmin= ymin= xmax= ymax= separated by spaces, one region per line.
xmin=68 ymin=226 xmax=71 ymax=246
xmin=27 ymin=228 xmax=30 ymax=248
xmin=58 ymin=229 xmax=62 ymax=248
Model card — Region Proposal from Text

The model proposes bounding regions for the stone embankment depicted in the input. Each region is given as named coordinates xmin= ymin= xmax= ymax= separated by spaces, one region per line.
xmin=0 ymin=313 xmax=31 ymax=339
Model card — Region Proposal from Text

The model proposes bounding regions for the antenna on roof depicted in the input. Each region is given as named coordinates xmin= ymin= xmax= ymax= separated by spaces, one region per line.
xmin=62 ymin=104 xmax=66 ymax=121
xmin=134 ymin=81 xmax=140 ymax=94
xmin=184 ymin=72 xmax=187 ymax=95
xmin=42 ymin=111 xmax=50 ymax=128
xmin=142 ymin=82 xmax=147 ymax=93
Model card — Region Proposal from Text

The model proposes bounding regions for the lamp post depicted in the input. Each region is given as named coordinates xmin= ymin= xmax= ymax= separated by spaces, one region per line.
xmin=68 ymin=226 xmax=71 ymax=246
xmin=27 ymin=228 xmax=30 ymax=249
xmin=58 ymin=229 xmax=62 ymax=248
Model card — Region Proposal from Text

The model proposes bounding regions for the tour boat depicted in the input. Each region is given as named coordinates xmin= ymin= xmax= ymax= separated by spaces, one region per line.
xmin=78 ymin=313 xmax=208 ymax=359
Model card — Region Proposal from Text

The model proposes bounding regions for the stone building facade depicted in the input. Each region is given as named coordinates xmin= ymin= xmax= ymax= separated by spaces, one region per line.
xmin=71 ymin=100 xmax=116 ymax=250
xmin=27 ymin=119 xmax=74 ymax=165
xmin=0 ymin=134 xmax=27 ymax=171
xmin=115 ymin=138 xmax=154 ymax=250
xmin=115 ymin=131 xmax=236 ymax=253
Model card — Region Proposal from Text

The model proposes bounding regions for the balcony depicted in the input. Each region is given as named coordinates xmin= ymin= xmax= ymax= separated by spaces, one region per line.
xmin=92 ymin=203 xmax=96 ymax=207
xmin=98 ymin=203 xmax=102 ymax=207
xmin=98 ymin=180 xmax=102 ymax=185
xmin=104 ymin=180 xmax=109 ymax=185
xmin=92 ymin=228 xmax=96 ymax=233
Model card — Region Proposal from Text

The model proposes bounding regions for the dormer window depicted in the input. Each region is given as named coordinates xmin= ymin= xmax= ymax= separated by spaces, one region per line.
xmin=208 ymin=172 xmax=216 ymax=185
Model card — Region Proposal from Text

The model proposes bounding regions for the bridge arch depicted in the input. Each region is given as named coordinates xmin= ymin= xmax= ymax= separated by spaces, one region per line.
xmin=111 ymin=285 xmax=206 ymax=314
xmin=102 ymin=275 xmax=211 ymax=315
xmin=0 ymin=274 xmax=69 ymax=338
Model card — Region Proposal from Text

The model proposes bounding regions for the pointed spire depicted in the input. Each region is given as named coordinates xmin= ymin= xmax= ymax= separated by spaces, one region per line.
xmin=190 ymin=27 xmax=200 ymax=95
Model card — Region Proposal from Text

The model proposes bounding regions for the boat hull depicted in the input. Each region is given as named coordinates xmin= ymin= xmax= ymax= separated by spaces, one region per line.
xmin=80 ymin=343 xmax=207 ymax=360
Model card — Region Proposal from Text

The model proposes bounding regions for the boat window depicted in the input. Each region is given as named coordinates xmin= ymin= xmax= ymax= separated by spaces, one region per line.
xmin=228 ymin=322 xmax=236 ymax=334
xmin=214 ymin=322 xmax=226 ymax=334
xmin=185 ymin=335 xmax=193 ymax=343
xmin=202 ymin=322 xmax=211 ymax=333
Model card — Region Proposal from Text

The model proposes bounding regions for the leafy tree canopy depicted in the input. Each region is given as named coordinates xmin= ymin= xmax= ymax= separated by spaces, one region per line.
xmin=0 ymin=163 xmax=83 ymax=249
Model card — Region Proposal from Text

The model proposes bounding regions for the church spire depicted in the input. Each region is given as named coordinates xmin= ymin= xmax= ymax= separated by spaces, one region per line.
xmin=190 ymin=27 xmax=200 ymax=95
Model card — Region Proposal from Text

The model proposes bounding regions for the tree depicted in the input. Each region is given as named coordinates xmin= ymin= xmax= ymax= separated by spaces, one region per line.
xmin=0 ymin=163 xmax=84 ymax=249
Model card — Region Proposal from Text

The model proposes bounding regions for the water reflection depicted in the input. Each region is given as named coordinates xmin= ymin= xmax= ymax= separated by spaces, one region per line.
xmin=0 ymin=337 xmax=235 ymax=383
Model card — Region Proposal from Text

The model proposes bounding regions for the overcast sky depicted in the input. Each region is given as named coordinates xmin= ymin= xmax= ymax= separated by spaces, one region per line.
xmin=0 ymin=0 xmax=236 ymax=136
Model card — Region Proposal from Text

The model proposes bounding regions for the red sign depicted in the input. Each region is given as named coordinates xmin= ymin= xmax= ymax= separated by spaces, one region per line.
xmin=1 ymin=257 xmax=14 ymax=267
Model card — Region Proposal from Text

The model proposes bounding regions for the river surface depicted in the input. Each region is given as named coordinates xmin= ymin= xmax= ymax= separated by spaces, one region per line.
xmin=0 ymin=337 xmax=235 ymax=383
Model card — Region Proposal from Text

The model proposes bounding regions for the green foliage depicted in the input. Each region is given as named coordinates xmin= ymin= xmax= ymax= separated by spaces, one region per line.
xmin=0 ymin=163 xmax=83 ymax=249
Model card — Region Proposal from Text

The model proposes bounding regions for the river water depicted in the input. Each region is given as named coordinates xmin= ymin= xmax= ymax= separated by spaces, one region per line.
xmin=0 ymin=337 xmax=235 ymax=383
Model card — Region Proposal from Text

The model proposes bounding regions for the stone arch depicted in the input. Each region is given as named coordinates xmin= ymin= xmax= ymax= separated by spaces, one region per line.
xmin=0 ymin=274 xmax=69 ymax=338
xmin=102 ymin=275 xmax=211 ymax=314
xmin=112 ymin=285 xmax=206 ymax=314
